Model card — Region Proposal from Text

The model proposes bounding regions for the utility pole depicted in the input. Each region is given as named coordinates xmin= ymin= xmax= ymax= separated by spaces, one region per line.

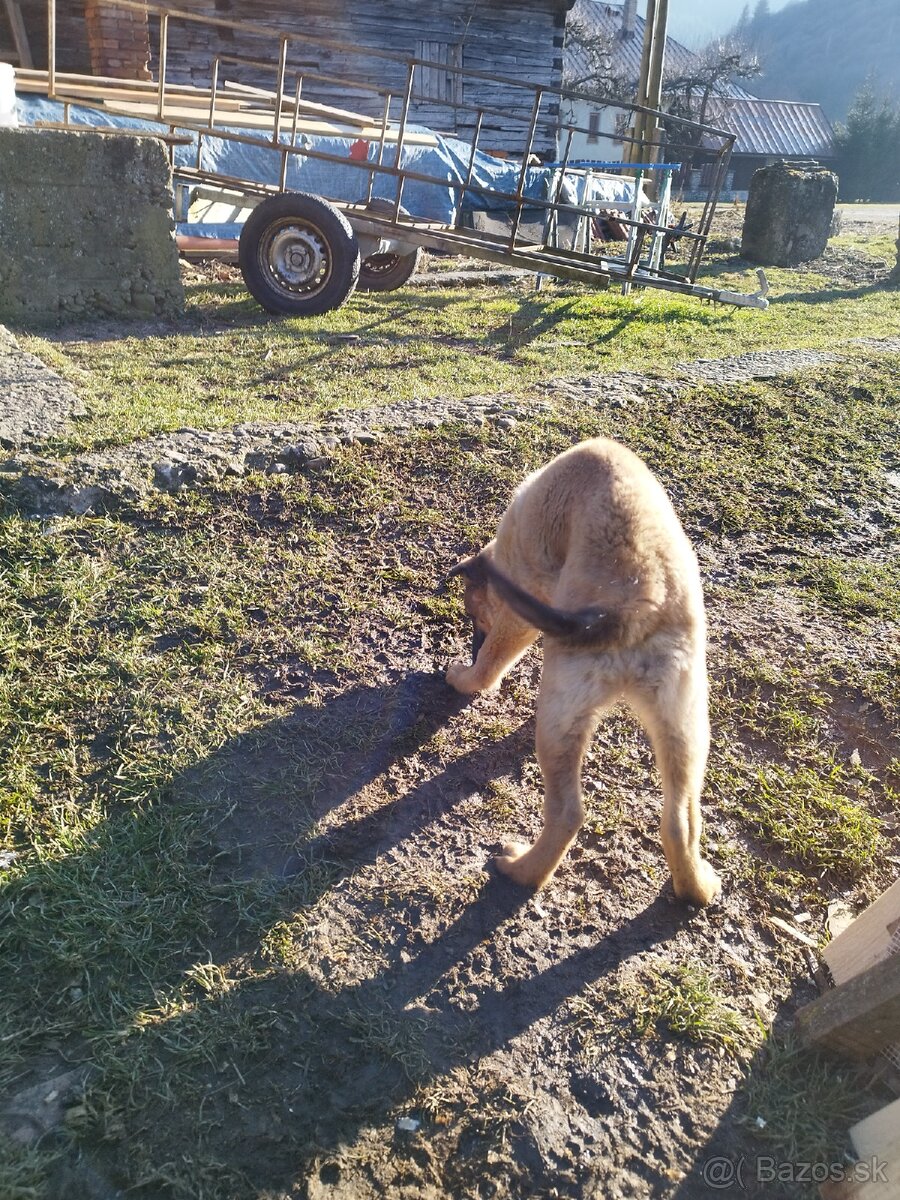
xmin=625 ymin=0 xmax=669 ymax=168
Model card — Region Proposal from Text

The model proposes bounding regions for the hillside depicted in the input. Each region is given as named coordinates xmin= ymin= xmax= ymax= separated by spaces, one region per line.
xmin=731 ymin=0 xmax=899 ymax=123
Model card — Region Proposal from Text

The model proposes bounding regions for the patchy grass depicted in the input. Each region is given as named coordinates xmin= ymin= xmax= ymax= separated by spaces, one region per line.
xmin=742 ymin=1034 xmax=872 ymax=1165
xmin=13 ymin=247 xmax=900 ymax=454
xmin=1 ymin=235 xmax=898 ymax=1197
xmin=631 ymin=965 xmax=753 ymax=1054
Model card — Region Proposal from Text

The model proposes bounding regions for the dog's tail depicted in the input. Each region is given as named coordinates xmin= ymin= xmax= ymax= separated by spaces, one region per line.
xmin=480 ymin=558 xmax=631 ymax=648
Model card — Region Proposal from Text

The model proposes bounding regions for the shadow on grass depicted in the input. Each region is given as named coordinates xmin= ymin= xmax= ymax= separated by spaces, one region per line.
xmin=0 ymin=663 xmax=690 ymax=1198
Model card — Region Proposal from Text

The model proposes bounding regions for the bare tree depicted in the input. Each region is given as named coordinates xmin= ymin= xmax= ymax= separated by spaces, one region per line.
xmin=563 ymin=17 xmax=632 ymax=102
xmin=663 ymin=37 xmax=762 ymax=130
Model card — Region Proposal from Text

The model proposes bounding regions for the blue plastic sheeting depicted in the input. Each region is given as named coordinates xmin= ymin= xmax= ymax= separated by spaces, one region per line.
xmin=17 ymin=93 xmax=638 ymax=239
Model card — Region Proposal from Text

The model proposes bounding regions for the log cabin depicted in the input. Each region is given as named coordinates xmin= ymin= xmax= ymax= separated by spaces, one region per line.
xmin=9 ymin=0 xmax=576 ymax=154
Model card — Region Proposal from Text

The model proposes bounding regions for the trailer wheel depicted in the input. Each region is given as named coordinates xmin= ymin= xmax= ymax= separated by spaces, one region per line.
xmin=358 ymin=247 xmax=423 ymax=292
xmin=239 ymin=192 xmax=361 ymax=316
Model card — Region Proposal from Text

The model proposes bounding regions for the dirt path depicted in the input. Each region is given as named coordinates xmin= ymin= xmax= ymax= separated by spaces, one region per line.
xmin=4 ymin=336 xmax=899 ymax=517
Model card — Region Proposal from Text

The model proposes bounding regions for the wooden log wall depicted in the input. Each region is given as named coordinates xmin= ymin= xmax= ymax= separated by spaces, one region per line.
xmin=148 ymin=0 xmax=570 ymax=155
xmin=18 ymin=0 xmax=92 ymax=73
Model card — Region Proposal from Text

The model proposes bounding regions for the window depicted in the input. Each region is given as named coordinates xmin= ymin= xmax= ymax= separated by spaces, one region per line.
xmin=415 ymin=40 xmax=463 ymax=105
xmin=587 ymin=111 xmax=601 ymax=144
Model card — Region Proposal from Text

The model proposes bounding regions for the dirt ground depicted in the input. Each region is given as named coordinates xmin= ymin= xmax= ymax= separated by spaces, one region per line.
xmin=1 ymin=205 xmax=899 ymax=1200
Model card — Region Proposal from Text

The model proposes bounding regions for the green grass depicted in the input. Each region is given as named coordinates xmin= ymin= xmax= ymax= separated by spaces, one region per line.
xmin=14 ymin=250 xmax=900 ymax=455
xmin=741 ymin=1034 xmax=872 ymax=1165
xmin=632 ymin=965 xmax=753 ymax=1055
xmin=1 ymin=241 xmax=898 ymax=1197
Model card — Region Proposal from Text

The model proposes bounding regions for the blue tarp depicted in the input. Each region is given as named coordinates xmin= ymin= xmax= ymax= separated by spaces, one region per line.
xmin=17 ymin=93 xmax=638 ymax=238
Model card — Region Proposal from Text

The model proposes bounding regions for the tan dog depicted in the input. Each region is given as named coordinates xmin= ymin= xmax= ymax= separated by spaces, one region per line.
xmin=446 ymin=437 xmax=721 ymax=907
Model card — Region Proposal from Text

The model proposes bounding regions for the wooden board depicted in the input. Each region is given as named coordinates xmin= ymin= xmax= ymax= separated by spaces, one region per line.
xmin=819 ymin=1102 xmax=900 ymax=1199
xmin=823 ymin=880 xmax=900 ymax=986
xmin=796 ymin=951 xmax=900 ymax=1057
xmin=852 ymin=1099 xmax=900 ymax=1166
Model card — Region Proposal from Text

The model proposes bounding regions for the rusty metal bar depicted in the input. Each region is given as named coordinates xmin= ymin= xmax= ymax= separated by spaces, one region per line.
xmin=391 ymin=62 xmax=415 ymax=220
xmin=272 ymin=35 xmax=288 ymax=145
xmin=47 ymin=0 xmax=55 ymax=98
xmin=366 ymin=89 xmax=392 ymax=205
xmin=290 ymin=75 xmax=303 ymax=146
xmin=508 ymin=89 xmax=543 ymax=250
xmin=459 ymin=109 xmax=484 ymax=214
xmin=207 ymin=55 xmax=219 ymax=130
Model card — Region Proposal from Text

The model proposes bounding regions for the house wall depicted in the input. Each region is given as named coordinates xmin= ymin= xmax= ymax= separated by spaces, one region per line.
xmin=17 ymin=0 xmax=91 ymax=73
xmin=148 ymin=0 xmax=569 ymax=154
xmin=559 ymin=95 xmax=628 ymax=164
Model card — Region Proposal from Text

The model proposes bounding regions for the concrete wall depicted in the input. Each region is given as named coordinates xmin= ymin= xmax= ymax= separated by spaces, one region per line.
xmin=0 ymin=128 xmax=183 ymax=322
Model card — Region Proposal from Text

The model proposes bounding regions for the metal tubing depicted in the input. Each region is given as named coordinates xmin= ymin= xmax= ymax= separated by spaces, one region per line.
xmin=391 ymin=63 xmax=415 ymax=220
xmin=508 ymin=89 xmax=543 ymax=250
xmin=458 ymin=109 xmax=485 ymax=216
xmin=47 ymin=0 xmax=55 ymax=98
xmin=272 ymin=35 xmax=288 ymax=145
xmin=290 ymin=76 xmax=304 ymax=146
xmin=207 ymin=56 xmax=219 ymax=132
xmin=366 ymin=89 xmax=392 ymax=205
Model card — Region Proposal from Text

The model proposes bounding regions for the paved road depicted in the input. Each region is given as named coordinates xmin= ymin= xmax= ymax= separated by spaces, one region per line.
xmin=837 ymin=203 xmax=899 ymax=230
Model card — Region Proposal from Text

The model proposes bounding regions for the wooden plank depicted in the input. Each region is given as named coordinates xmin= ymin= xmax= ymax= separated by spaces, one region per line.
xmin=796 ymin=952 xmax=900 ymax=1058
xmin=852 ymin=1099 xmax=900 ymax=1165
xmin=820 ymin=1161 xmax=900 ymax=1200
xmin=823 ymin=880 xmax=900 ymax=986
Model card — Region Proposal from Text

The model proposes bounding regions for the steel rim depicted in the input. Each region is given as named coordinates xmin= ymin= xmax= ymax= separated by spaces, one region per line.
xmin=259 ymin=218 xmax=333 ymax=298
xmin=361 ymin=252 xmax=402 ymax=277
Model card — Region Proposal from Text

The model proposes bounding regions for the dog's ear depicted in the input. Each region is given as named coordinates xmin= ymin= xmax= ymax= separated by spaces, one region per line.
xmin=446 ymin=553 xmax=487 ymax=586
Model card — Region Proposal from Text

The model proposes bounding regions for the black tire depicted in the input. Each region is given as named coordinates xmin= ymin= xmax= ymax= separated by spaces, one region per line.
xmin=238 ymin=192 xmax=361 ymax=316
xmin=356 ymin=196 xmax=422 ymax=292
xmin=357 ymin=247 xmax=423 ymax=292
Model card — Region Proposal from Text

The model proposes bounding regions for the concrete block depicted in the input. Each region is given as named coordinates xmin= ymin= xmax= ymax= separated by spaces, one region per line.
xmin=0 ymin=128 xmax=184 ymax=322
xmin=741 ymin=160 xmax=838 ymax=267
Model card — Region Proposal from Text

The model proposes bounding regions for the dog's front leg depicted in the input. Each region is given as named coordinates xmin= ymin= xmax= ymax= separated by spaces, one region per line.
xmin=446 ymin=616 xmax=537 ymax=695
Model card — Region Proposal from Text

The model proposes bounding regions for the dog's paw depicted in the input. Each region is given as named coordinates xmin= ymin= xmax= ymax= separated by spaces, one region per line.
xmin=493 ymin=841 xmax=540 ymax=888
xmin=675 ymin=859 xmax=722 ymax=907
xmin=446 ymin=660 xmax=480 ymax=693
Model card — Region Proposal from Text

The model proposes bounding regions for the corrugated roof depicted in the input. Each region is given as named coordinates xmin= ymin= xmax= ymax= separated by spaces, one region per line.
xmin=565 ymin=1 xmax=835 ymax=159
xmin=704 ymin=97 xmax=835 ymax=158
xmin=565 ymin=0 xmax=699 ymax=89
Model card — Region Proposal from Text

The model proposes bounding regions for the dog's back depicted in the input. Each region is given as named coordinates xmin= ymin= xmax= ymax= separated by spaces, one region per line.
xmin=491 ymin=438 xmax=703 ymax=649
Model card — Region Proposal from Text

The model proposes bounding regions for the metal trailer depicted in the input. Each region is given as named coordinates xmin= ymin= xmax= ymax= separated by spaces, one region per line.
xmin=25 ymin=0 xmax=770 ymax=316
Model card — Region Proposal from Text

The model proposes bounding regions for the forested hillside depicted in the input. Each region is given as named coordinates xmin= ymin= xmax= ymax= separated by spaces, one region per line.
xmin=732 ymin=0 xmax=899 ymax=122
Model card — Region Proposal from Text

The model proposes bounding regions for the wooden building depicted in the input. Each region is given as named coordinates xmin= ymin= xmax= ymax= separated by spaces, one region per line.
xmin=9 ymin=0 xmax=576 ymax=154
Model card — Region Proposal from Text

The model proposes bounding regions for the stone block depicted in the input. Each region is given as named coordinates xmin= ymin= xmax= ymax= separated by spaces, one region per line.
xmin=0 ymin=128 xmax=184 ymax=322
xmin=740 ymin=160 xmax=838 ymax=267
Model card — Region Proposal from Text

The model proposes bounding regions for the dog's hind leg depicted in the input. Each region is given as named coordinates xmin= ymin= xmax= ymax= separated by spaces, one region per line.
xmin=446 ymin=612 xmax=537 ymax=695
xmin=629 ymin=656 xmax=721 ymax=907
xmin=494 ymin=648 xmax=609 ymax=888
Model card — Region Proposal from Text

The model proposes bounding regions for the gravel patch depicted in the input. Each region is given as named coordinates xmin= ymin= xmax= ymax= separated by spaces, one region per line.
xmin=2 ymin=334 xmax=899 ymax=517
xmin=0 ymin=325 xmax=86 ymax=448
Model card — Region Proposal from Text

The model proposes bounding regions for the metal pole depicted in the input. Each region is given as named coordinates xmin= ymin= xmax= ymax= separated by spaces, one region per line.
xmin=508 ymin=88 xmax=543 ymax=250
xmin=290 ymin=75 xmax=303 ymax=145
xmin=366 ymin=88 xmax=392 ymax=204
xmin=391 ymin=62 xmax=415 ymax=220
xmin=460 ymin=109 xmax=484 ymax=216
xmin=272 ymin=35 xmax=288 ymax=145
